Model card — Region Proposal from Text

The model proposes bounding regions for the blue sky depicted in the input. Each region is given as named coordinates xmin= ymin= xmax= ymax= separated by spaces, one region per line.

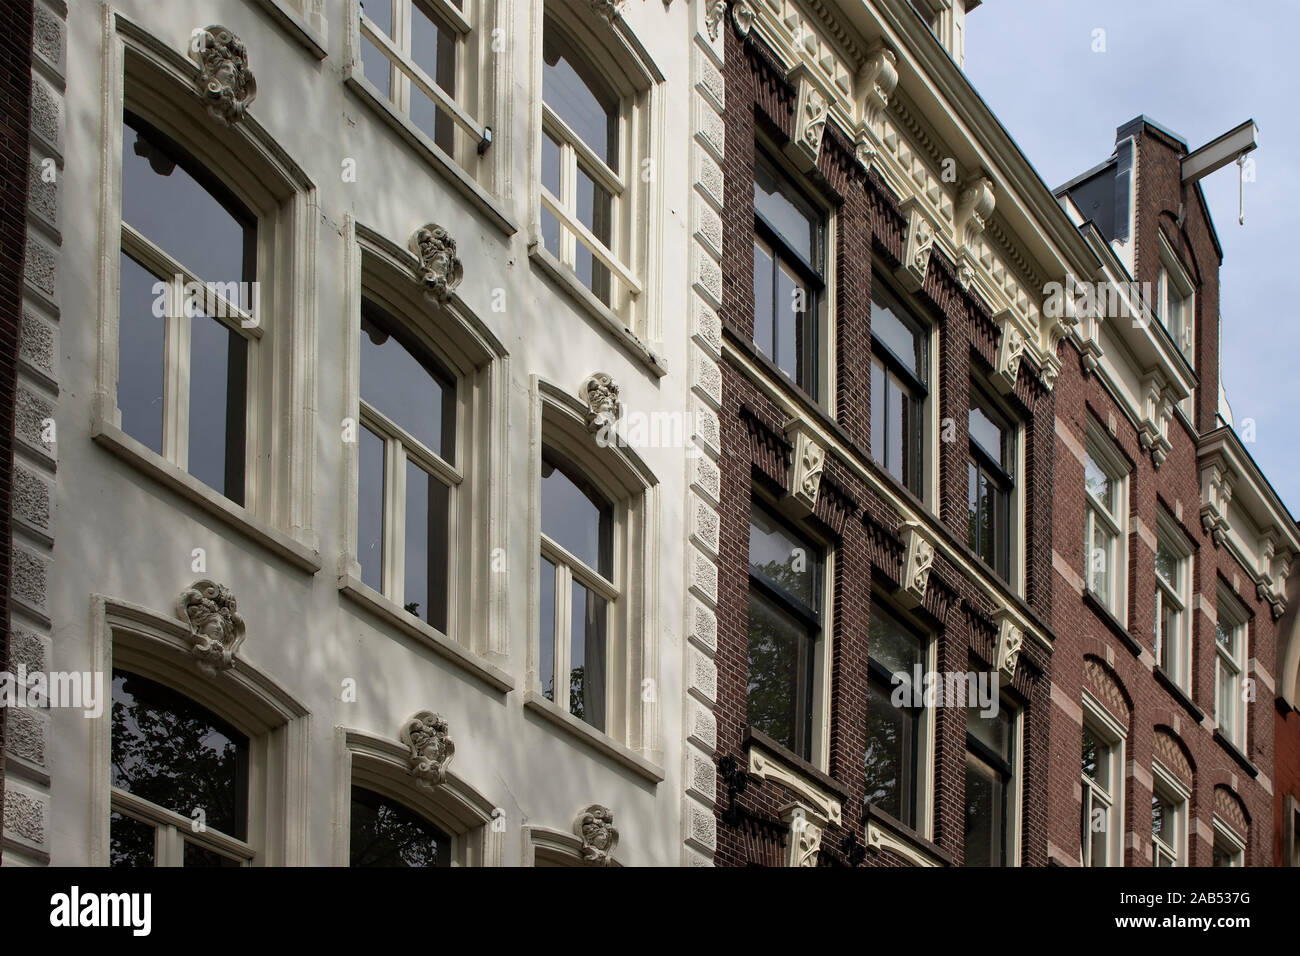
xmin=964 ymin=0 xmax=1300 ymax=519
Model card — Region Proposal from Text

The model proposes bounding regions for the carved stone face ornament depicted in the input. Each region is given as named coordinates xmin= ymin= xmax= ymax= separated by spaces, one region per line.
xmin=402 ymin=711 xmax=456 ymax=787
xmin=581 ymin=373 xmax=623 ymax=435
xmin=409 ymin=224 xmax=464 ymax=305
xmin=190 ymin=26 xmax=257 ymax=126
xmin=574 ymin=804 xmax=618 ymax=864
xmin=176 ymin=579 xmax=246 ymax=674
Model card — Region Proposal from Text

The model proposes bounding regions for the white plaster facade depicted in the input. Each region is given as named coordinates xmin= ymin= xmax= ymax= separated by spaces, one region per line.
xmin=5 ymin=0 xmax=701 ymax=866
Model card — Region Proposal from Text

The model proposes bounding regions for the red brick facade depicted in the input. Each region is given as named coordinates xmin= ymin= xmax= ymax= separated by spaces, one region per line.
xmin=0 ymin=0 xmax=36 ymax=860
xmin=1048 ymin=119 xmax=1273 ymax=866
xmin=1276 ymin=703 xmax=1300 ymax=865
xmin=713 ymin=27 xmax=1055 ymax=867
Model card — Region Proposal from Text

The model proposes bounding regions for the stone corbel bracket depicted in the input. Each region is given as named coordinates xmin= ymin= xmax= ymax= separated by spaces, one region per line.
xmin=782 ymin=803 xmax=826 ymax=867
xmin=175 ymin=579 xmax=246 ymax=675
xmin=401 ymin=710 xmax=456 ymax=787
xmin=189 ymin=25 xmax=257 ymax=126
xmin=896 ymin=198 xmax=937 ymax=293
xmin=747 ymin=746 xmax=843 ymax=828
xmin=1260 ymin=546 xmax=1292 ymax=619
xmin=732 ymin=0 xmax=755 ymax=37
xmin=993 ymin=608 xmax=1024 ymax=685
xmin=992 ymin=310 xmax=1027 ymax=395
xmin=897 ymin=520 xmax=935 ymax=610
xmin=1200 ymin=459 xmax=1234 ymax=547
xmin=409 ymin=223 xmax=463 ymax=305
xmin=1138 ymin=371 xmax=1173 ymax=468
xmin=854 ymin=40 xmax=898 ymax=171
xmin=785 ymin=65 xmax=831 ymax=174
xmin=589 ymin=0 xmax=625 ymax=23
xmin=784 ymin=418 xmax=825 ymax=516
xmin=864 ymin=820 xmax=941 ymax=867
xmin=955 ymin=175 xmax=995 ymax=268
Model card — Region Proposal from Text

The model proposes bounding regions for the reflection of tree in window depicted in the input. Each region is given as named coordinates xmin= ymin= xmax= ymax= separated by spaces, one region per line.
xmin=110 ymin=670 xmax=249 ymax=844
xmin=349 ymin=785 xmax=452 ymax=867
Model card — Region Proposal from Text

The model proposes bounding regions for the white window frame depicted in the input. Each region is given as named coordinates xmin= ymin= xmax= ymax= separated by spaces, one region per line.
xmin=1211 ymin=814 xmax=1245 ymax=867
xmin=530 ymin=0 xmax=662 ymax=341
xmin=1151 ymin=760 xmax=1189 ymax=867
xmin=1157 ymin=235 xmax=1195 ymax=419
xmin=334 ymin=727 xmax=503 ymax=866
xmin=94 ymin=15 xmax=319 ymax=571
xmin=1084 ymin=422 xmax=1129 ymax=621
xmin=346 ymin=0 xmax=504 ymax=193
xmin=1215 ymin=586 xmax=1249 ymax=751
xmin=339 ymin=221 xmax=510 ymax=678
xmin=1154 ymin=512 xmax=1192 ymax=691
xmin=90 ymin=594 xmax=310 ymax=866
xmin=526 ymin=378 xmax=661 ymax=780
xmin=1080 ymin=693 xmax=1126 ymax=867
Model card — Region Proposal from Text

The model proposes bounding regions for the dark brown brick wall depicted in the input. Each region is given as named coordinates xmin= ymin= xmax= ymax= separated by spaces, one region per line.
xmin=714 ymin=27 xmax=1054 ymax=867
xmin=1048 ymin=120 xmax=1273 ymax=866
xmin=0 ymin=0 xmax=35 ymax=860
xmin=1276 ymin=702 xmax=1300 ymax=865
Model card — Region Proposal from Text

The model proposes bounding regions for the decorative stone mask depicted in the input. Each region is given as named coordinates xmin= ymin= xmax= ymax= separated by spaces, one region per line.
xmin=190 ymin=25 xmax=257 ymax=126
xmin=409 ymin=224 xmax=464 ymax=305
xmin=176 ymin=580 xmax=246 ymax=674
xmin=401 ymin=711 xmax=456 ymax=786
xmin=574 ymin=804 xmax=618 ymax=864
xmin=580 ymin=373 xmax=623 ymax=435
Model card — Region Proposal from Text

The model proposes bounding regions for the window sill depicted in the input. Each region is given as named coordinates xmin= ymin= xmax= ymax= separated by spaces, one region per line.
xmin=1082 ymin=589 xmax=1143 ymax=658
xmin=862 ymin=802 xmax=953 ymax=867
xmin=251 ymin=0 xmax=328 ymax=60
xmin=1212 ymin=729 xmax=1259 ymax=779
xmin=527 ymin=243 xmax=667 ymax=378
xmin=342 ymin=72 xmax=516 ymax=238
xmin=1153 ymin=666 xmax=1204 ymax=721
xmin=339 ymin=574 xmax=513 ymax=694
xmin=743 ymin=727 xmax=848 ymax=817
xmin=91 ymin=419 xmax=321 ymax=574
xmin=522 ymin=690 xmax=664 ymax=783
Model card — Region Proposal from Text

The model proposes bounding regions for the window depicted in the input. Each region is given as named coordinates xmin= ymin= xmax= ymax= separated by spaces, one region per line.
xmin=350 ymin=785 xmax=453 ymax=867
xmin=753 ymin=151 xmax=826 ymax=399
xmin=118 ymin=111 xmax=257 ymax=506
xmin=870 ymin=281 xmax=928 ymax=497
xmin=1211 ymin=817 xmax=1244 ymax=867
xmin=1080 ymin=713 xmax=1123 ymax=867
xmin=1151 ymin=765 xmax=1188 ymax=867
xmin=1215 ymin=590 xmax=1248 ymax=750
xmin=1154 ymin=516 xmax=1191 ymax=689
xmin=1156 ymin=246 xmax=1194 ymax=366
xmin=356 ymin=297 xmax=458 ymax=632
xmin=539 ymin=447 xmax=615 ymax=731
xmin=746 ymin=502 xmax=824 ymax=762
xmin=964 ymin=704 xmax=1016 ymax=866
xmin=864 ymin=603 xmax=928 ymax=830
xmin=356 ymin=0 xmax=490 ymax=167
xmin=110 ymin=670 xmax=251 ymax=867
xmin=967 ymin=385 xmax=1015 ymax=581
xmin=537 ymin=6 xmax=652 ymax=325
xmin=1083 ymin=426 xmax=1128 ymax=617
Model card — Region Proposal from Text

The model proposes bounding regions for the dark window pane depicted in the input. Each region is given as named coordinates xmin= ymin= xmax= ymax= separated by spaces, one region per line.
xmin=864 ymin=674 xmax=918 ymax=825
xmin=118 ymin=252 xmax=165 ymax=455
xmin=183 ymin=842 xmax=241 ymax=867
xmin=886 ymin=374 xmax=905 ymax=484
xmin=357 ymin=424 xmax=385 ymax=592
xmin=967 ymin=461 xmax=980 ymax=554
xmin=753 ymin=155 xmax=818 ymax=264
xmin=122 ymin=114 xmax=254 ymax=293
xmin=360 ymin=300 xmax=456 ymax=461
xmin=774 ymin=259 xmax=803 ymax=387
xmin=541 ymin=451 xmax=613 ymax=578
xmin=967 ymin=706 xmax=1011 ymax=761
xmin=109 ymin=811 xmax=155 ymax=867
xmin=749 ymin=506 xmax=819 ymax=610
xmin=869 ymin=608 xmax=923 ymax=676
xmin=570 ymin=582 xmax=607 ymax=730
xmin=746 ymin=589 xmax=813 ymax=759
xmin=111 ymin=670 xmax=248 ymax=840
xmin=350 ymin=785 xmax=452 ymax=867
xmin=410 ymin=1 xmax=457 ymax=154
xmin=963 ymin=752 xmax=1003 ymax=866
xmin=403 ymin=461 xmax=449 ymax=631
xmin=575 ymin=164 xmax=613 ymax=304
xmin=542 ymin=23 xmax=619 ymax=169
xmin=188 ymin=310 xmax=247 ymax=504
xmin=539 ymin=556 xmax=557 ymax=700
xmin=753 ymin=240 xmax=774 ymax=360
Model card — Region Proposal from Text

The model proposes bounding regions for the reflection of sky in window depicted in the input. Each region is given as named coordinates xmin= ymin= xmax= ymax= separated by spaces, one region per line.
xmin=968 ymin=403 xmax=1004 ymax=465
xmin=754 ymin=157 xmax=818 ymax=264
xmin=360 ymin=304 xmax=455 ymax=460
xmin=748 ymin=507 xmax=816 ymax=607
xmin=542 ymin=26 xmax=618 ymax=168
xmin=541 ymin=456 xmax=611 ymax=577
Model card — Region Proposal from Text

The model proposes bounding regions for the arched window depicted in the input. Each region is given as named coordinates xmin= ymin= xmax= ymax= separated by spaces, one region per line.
xmin=109 ymin=669 xmax=251 ymax=866
xmin=349 ymin=786 xmax=453 ymax=867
